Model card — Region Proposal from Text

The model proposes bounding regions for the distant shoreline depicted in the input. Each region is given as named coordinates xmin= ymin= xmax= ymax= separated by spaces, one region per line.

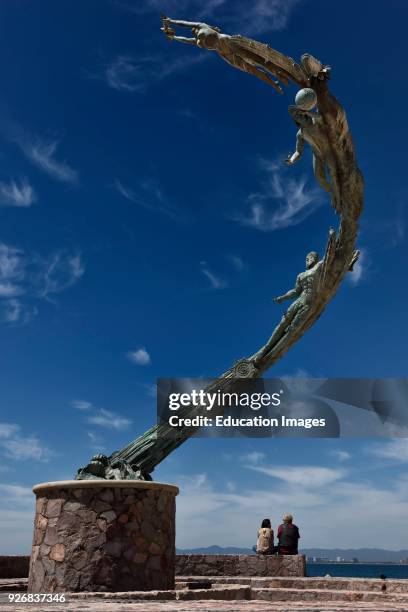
xmin=177 ymin=547 xmax=408 ymax=564
xmin=308 ymin=561 xmax=408 ymax=566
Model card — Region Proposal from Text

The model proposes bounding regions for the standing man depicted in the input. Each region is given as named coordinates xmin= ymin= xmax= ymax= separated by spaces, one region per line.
xmin=278 ymin=514 xmax=300 ymax=555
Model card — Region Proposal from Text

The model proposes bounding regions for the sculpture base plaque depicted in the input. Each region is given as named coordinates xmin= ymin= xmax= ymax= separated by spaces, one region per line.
xmin=28 ymin=480 xmax=178 ymax=592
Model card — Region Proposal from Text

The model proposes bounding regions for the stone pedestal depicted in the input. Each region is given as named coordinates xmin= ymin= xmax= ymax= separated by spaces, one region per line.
xmin=28 ymin=480 xmax=179 ymax=593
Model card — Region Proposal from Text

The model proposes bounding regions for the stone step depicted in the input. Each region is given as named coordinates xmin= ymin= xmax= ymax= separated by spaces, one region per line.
xmin=252 ymin=587 xmax=408 ymax=603
xmin=257 ymin=577 xmax=408 ymax=593
xmin=0 ymin=578 xmax=28 ymax=592
xmin=177 ymin=575 xmax=408 ymax=593
xmin=68 ymin=585 xmax=408 ymax=604
xmin=69 ymin=585 xmax=251 ymax=602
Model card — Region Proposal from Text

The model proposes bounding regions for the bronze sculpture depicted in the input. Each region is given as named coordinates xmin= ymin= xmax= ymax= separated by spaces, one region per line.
xmin=286 ymin=103 xmax=342 ymax=214
xmin=253 ymin=239 xmax=360 ymax=366
xmin=161 ymin=17 xmax=284 ymax=92
xmin=76 ymin=16 xmax=364 ymax=481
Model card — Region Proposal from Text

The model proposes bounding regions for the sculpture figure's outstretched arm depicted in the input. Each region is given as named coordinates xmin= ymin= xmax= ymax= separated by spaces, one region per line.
xmin=160 ymin=15 xmax=206 ymax=42
xmin=285 ymin=130 xmax=304 ymax=165
xmin=288 ymin=106 xmax=316 ymax=123
xmin=171 ymin=36 xmax=197 ymax=45
xmin=162 ymin=17 xmax=205 ymax=29
xmin=274 ymin=284 xmax=300 ymax=303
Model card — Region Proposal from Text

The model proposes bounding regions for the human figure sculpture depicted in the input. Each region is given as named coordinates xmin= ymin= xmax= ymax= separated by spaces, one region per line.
xmin=161 ymin=17 xmax=341 ymax=215
xmin=252 ymin=250 xmax=324 ymax=365
xmin=253 ymin=237 xmax=359 ymax=365
xmin=285 ymin=94 xmax=342 ymax=214
xmin=161 ymin=16 xmax=284 ymax=92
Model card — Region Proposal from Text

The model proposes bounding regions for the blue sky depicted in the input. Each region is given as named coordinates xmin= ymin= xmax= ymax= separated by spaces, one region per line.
xmin=0 ymin=0 xmax=408 ymax=554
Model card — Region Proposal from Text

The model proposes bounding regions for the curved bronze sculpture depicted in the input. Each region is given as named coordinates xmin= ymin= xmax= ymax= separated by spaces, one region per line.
xmin=76 ymin=17 xmax=364 ymax=481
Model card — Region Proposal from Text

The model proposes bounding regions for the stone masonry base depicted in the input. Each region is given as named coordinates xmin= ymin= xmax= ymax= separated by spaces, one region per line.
xmin=27 ymin=480 xmax=178 ymax=592
xmin=175 ymin=553 xmax=306 ymax=576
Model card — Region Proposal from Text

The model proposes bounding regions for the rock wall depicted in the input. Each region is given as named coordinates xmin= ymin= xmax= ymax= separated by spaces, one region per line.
xmin=28 ymin=481 xmax=178 ymax=592
xmin=175 ymin=554 xmax=306 ymax=577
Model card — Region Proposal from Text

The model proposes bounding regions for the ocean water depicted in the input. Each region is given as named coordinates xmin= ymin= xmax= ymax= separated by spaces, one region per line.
xmin=307 ymin=563 xmax=408 ymax=579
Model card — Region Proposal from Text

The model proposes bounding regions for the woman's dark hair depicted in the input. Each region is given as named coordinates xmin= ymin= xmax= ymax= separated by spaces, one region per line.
xmin=261 ymin=518 xmax=271 ymax=528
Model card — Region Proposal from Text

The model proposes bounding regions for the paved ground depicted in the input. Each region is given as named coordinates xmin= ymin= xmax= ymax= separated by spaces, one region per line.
xmin=5 ymin=600 xmax=408 ymax=611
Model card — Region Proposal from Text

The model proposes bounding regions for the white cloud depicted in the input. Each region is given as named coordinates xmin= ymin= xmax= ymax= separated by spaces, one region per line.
xmin=2 ymin=437 xmax=50 ymax=462
xmin=71 ymin=399 xmax=93 ymax=411
xmin=241 ymin=451 xmax=266 ymax=465
xmin=0 ymin=424 xmax=20 ymax=439
xmin=332 ymin=450 xmax=351 ymax=462
xmin=127 ymin=347 xmax=151 ymax=366
xmin=0 ymin=243 xmax=84 ymax=323
xmin=200 ymin=261 xmax=227 ymax=290
xmin=0 ymin=422 xmax=52 ymax=462
xmin=115 ymin=179 xmax=136 ymax=201
xmin=248 ymin=464 xmax=345 ymax=487
xmin=114 ymin=178 xmax=179 ymax=218
xmin=0 ymin=243 xmax=25 ymax=298
xmin=0 ymin=283 xmax=23 ymax=298
xmin=228 ymin=254 xmax=248 ymax=272
xmin=2 ymin=299 xmax=22 ymax=322
xmin=119 ymin=0 xmax=300 ymax=34
xmin=87 ymin=408 xmax=132 ymax=430
xmin=1 ymin=299 xmax=37 ymax=324
xmin=0 ymin=483 xmax=33 ymax=502
xmin=73 ymin=399 xmax=131 ymax=433
xmin=0 ymin=242 xmax=94 ymax=327
xmin=19 ymin=138 xmax=78 ymax=183
xmin=230 ymin=0 xmax=301 ymax=34
xmin=235 ymin=160 xmax=323 ymax=232
xmin=0 ymin=243 xmax=25 ymax=282
xmin=105 ymin=56 xmax=145 ymax=93
xmin=87 ymin=431 xmax=106 ymax=452
xmin=0 ymin=178 xmax=37 ymax=207
xmin=104 ymin=52 xmax=206 ymax=93
xmin=368 ymin=439 xmax=408 ymax=463
xmin=39 ymin=252 xmax=84 ymax=299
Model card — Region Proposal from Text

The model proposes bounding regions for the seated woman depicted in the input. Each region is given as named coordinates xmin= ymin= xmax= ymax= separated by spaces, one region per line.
xmin=256 ymin=518 xmax=275 ymax=555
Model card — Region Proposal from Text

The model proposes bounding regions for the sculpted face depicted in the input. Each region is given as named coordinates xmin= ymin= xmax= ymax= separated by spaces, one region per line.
xmin=306 ymin=252 xmax=319 ymax=269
